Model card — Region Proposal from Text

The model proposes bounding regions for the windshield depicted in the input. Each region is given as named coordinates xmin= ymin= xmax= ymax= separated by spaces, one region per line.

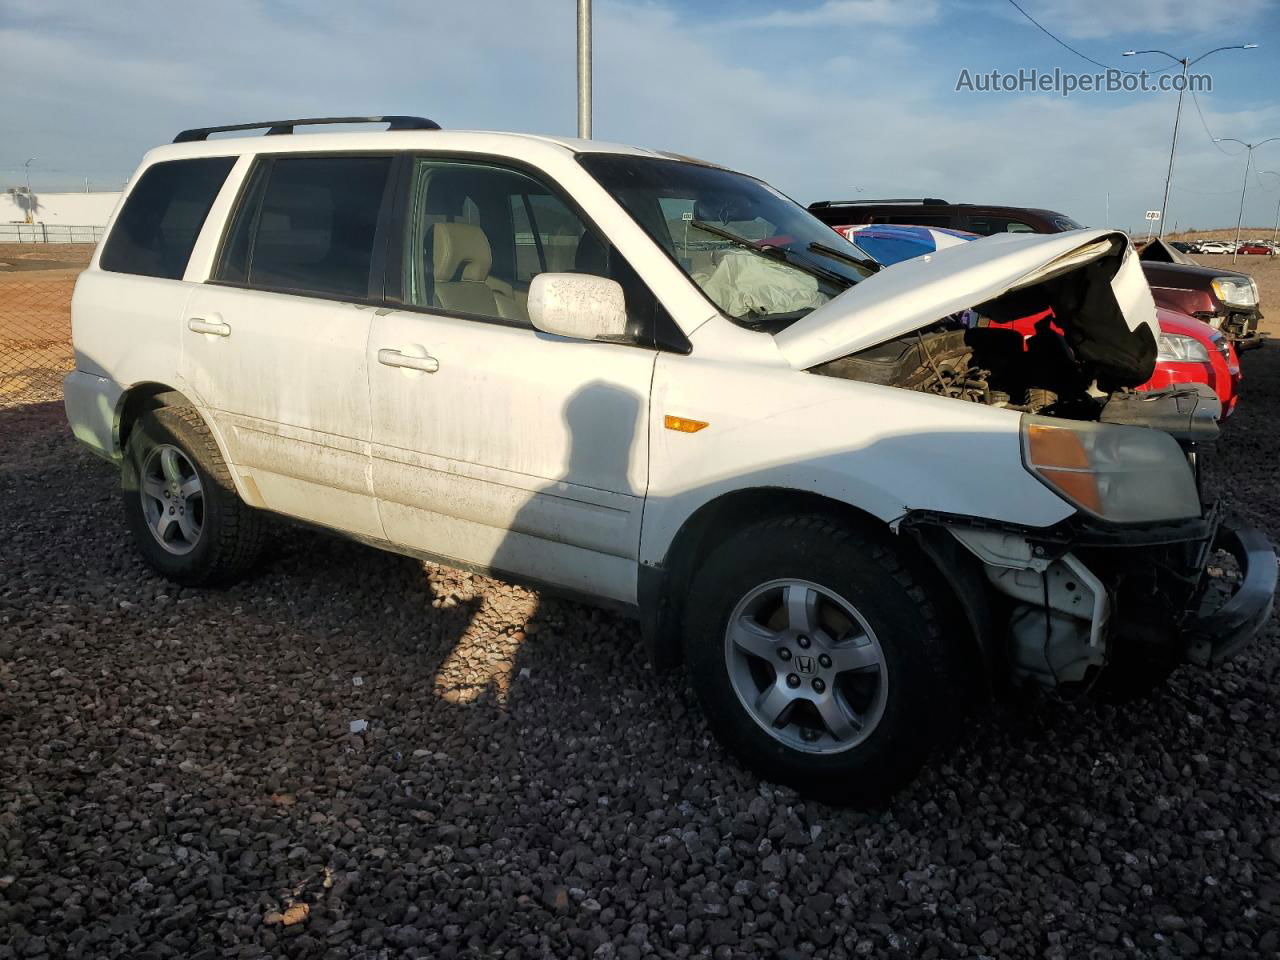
xmin=579 ymin=154 xmax=875 ymax=331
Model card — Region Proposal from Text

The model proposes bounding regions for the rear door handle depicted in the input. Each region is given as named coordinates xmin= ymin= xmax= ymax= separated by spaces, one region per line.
xmin=377 ymin=348 xmax=439 ymax=373
xmin=188 ymin=318 xmax=231 ymax=337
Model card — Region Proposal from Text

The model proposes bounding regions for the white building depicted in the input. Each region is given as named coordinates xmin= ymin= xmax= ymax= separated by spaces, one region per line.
xmin=1 ymin=190 xmax=122 ymax=242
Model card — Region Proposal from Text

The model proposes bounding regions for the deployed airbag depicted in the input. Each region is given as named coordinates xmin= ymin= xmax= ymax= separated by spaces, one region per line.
xmin=699 ymin=250 xmax=829 ymax=319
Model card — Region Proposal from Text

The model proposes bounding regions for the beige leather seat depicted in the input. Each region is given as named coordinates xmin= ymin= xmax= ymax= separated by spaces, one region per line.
xmin=431 ymin=222 xmax=526 ymax=322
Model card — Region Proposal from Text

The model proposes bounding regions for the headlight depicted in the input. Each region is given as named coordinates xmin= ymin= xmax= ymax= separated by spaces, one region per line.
xmin=1156 ymin=332 xmax=1211 ymax=363
xmin=1022 ymin=417 xmax=1201 ymax=523
xmin=1211 ymin=276 xmax=1258 ymax=307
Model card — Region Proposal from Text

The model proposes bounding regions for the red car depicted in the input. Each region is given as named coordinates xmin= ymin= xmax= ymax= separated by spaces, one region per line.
xmin=1140 ymin=307 xmax=1242 ymax=418
xmin=1236 ymin=243 xmax=1274 ymax=256
xmin=984 ymin=306 xmax=1240 ymax=419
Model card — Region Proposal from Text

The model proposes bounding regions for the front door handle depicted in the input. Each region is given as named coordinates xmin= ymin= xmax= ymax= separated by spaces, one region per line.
xmin=377 ymin=348 xmax=439 ymax=373
xmin=188 ymin=318 xmax=231 ymax=337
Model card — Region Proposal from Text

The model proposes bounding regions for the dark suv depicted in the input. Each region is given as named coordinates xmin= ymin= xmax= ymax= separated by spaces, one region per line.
xmin=810 ymin=199 xmax=1263 ymax=347
xmin=807 ymin=198 xmax=1083 ymax=235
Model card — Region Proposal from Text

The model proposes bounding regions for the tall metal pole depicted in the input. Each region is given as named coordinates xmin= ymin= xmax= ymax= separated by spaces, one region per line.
xmin=576 ymin=0 xmax=592 ymax=139
xmin=23 ymin=158 xmax=35 ymax=225
xmin=1154 ymin=59 xmax=1188 ymax=239
xmin=1218 ymin=137 xmax=1280 ymax=263
xmin=1260 ymin=172 xmax=1280 ymax=244
xmin=1232 ymin=147 xmax=1251 ymax=265
xmin=1123 ymin=45 xmax=1256 ymax=240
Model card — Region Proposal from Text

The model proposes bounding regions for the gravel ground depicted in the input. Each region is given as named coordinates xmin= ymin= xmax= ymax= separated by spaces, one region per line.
xmin=2 ymin=349 xmax=1279 ymax=960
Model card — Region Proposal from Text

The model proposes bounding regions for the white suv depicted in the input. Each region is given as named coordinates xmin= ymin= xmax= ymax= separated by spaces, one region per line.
xmin=66 ymin=116 xmax=1275 ymax=804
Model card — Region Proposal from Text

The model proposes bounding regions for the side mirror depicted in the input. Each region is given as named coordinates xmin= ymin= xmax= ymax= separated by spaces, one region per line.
xmin=528 ymin=273 xmax=628 ymax=342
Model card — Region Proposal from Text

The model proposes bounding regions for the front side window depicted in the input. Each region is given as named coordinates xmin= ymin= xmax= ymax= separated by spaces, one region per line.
xmin=216 ymin=155 xmax=393 ymax=298
xmin=402 ymin=159 xmax=607 ymax=327
xmin=579 ymin=154 xmax=875 ymax=332
xmin=100 ymin=157 xmax=235 ymax=279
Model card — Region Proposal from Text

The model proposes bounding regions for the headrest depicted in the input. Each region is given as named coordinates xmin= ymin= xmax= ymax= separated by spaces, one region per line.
xmin=432 ymin=222 xmax=492 ymax=282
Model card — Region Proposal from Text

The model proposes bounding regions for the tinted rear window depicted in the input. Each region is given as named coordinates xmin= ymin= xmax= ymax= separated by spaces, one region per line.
xmin=100 ymin=157 xmax=235 ymax=279
xmin=216 ymin=155 xmax=393 ymax=299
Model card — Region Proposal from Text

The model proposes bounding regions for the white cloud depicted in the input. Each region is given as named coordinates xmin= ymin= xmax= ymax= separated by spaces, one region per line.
xmin=1004 ymin=0 xmax=1272 ymax=40
xmin=1 ymin=0 xmax=1277 ymax=229
xmin=738 ymin=0 xmax=939 ymax=28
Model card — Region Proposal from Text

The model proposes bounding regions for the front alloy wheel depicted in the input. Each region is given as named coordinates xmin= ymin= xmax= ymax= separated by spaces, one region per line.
xmin=684 ymin=514 xmax=951 ymax=806
xmin=726 ymin=578 xmax=888 ymax=754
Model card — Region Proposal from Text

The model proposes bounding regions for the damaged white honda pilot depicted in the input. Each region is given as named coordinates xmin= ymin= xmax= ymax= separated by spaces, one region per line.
xmin=66 ymin=116 xmax=1276 ymax=805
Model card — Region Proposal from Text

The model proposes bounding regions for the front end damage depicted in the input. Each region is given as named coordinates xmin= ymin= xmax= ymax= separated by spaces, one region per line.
xmin=905 ymin=507 xmax=1276 ymax=694
xmin=780 ymin=228 xmax=1276 ymax=691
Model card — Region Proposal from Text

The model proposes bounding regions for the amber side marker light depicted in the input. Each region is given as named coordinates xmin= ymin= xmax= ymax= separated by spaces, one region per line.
xmin=664 ymin=415 xmax=709 ymax=433
xmin=1024 ymin=422 xmax=1103 ymax=514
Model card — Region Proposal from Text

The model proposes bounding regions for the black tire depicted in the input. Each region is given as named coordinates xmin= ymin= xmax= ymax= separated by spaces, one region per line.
xmin=121 ymin=405 xmax=264 ymax=586
xmin=684 ymin=514 xmax=953 ymax=806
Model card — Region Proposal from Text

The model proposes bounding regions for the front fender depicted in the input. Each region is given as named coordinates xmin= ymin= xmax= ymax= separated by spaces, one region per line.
xmin=641 ymin=353 xmax=1074 ymax=567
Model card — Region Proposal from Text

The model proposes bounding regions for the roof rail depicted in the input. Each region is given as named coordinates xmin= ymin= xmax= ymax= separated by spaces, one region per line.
xmin=810 ymin=198 xmax=949 ymax=207
xmin=173 ymin=115 xmax=441 ymax=143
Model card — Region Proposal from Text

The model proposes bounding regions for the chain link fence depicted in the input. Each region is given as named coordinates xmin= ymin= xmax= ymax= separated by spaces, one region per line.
xmin=0 ymin=223 xmax=105 ymax=244
xmin=0 ymin=272 xmax=77 ymax=409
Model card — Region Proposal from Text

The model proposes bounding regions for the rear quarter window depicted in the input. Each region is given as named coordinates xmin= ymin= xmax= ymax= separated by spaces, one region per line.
xmin=215 ymin=154 xmax=393 ymax=299
xmin=99 ymin=157 xmax=236 ymax=279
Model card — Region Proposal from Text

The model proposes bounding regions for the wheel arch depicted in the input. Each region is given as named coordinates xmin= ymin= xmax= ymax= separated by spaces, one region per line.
xmin=639 ymin=486 xmax=995 ymax=698
xmin=116 ymin=383 xmax=245 ymax=502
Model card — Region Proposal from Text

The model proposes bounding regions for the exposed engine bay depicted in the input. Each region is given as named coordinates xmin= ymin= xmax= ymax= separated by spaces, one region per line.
xmin=811 ymin=318 xmax=1221 ymax=440
xmin=801 ymin=232 xmax=1216 ymax=427
xmin=812 ymin=321 xmax=1095 ymax=417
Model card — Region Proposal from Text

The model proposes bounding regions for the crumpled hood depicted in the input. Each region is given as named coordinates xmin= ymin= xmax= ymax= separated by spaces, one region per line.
xmin=775 ymin=229 xmax=1159 ymax=375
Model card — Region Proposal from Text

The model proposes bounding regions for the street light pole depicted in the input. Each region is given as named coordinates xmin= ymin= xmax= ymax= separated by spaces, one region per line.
xmin=1155 ymin=56 xmax=1188 ymax=241
xmin=1262 ymin=171 xmax=1280 ymax=245
xmin=1122 ymin=44 xmax=1257 ymax=239
xmin=576 ymin=0 xmax=592 ymax=139
xmin=23 ymin=158 xmax=35 ymax=225
xmin=1215 ymin=137 xmax=1280 ymax=264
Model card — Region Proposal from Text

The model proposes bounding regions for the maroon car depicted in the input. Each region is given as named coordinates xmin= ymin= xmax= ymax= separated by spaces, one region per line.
xmin=1139 ymin=240 xmax=1264 ymax=348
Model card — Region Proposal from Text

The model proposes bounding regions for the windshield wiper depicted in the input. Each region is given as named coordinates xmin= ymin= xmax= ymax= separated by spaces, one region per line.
xmin=807 ymin=241 xmax=879 ymax=275
xmin=688 ymin=219 xmax=773 ymax=254
xmin=688 ymin=220 xmax=853 ymax=289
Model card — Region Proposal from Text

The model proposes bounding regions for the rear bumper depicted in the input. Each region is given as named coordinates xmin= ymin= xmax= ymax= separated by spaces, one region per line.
xmin=1183 ymin=524 xmax=1277 ymax=666
xmin=63 ymin=370 xmax=123 ymax=462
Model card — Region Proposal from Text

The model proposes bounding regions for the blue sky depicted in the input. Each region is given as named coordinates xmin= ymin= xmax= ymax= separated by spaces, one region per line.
xmin=2 ymin=0 xmax=1279 ymax=231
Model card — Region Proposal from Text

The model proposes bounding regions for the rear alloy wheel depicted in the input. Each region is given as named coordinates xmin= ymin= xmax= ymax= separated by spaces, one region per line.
xmin=138 ymin=444 xmax=205 ymax=555
xmin=684 ymin=514 xmax=952 ymax=806
xmin=122 ymin=405 xmax=264 ymax=586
